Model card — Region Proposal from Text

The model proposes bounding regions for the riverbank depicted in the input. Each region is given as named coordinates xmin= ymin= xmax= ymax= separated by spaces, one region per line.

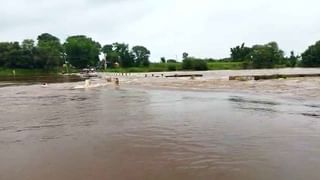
xmin=0 ymin=68 xmax=59 ymax=77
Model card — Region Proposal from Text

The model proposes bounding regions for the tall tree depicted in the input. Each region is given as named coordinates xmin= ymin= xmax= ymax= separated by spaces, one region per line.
xmin=0 ymin=42 xmax=15 ymax=66
xmin=64 ymin=35 xmax=101 ymax=68
xmin=132 ymin=45 xmax=150 ymax=67
xmin=301 ymin=41 xmax=320 ymax=67
xmin=230 ymin=43 xmax=252 ymax=61
xmin=112 ymin=43 xmax=134 ymax=68
xmin=160 ymin=57 xmax=166 ymax=63
xmin=248 ymin=42 xmax=284 ymax=69
xmin=35 ymin=33 xmax=63 ymax=69
xmin=101 ymin=44 xmax=120 ymax=66
xmin=182 ymin=52 xmax=189 ymax=60
xmin=22 ymin=39 xmax=35 ymax=51
xmin=0 ymin=42 xmax=34 ymax=68
xmin=287 ymin=51 xmax=298 ymax=67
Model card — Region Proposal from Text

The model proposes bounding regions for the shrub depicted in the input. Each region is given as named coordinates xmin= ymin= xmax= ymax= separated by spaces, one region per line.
xmin=167 ymin=63 xmax=177 ymax=71
xmin=193 ymin=60 xmax=208 ymax=70
xmin=182 ymin=58 xmax=193 ymax=70
xmin=182 ymin=58 xmax=208 ymax=71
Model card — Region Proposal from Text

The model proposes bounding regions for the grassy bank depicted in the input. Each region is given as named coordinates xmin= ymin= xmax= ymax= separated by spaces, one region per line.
xmin=207 ymin=62 xmax=244 ymax=70
xmin=0 ymin=62 xmax=245 ymax=76
xmin=0 ymin=68 xmax=60 ymax=77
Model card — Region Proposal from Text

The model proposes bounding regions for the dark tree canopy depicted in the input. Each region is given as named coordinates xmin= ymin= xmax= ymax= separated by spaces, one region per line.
xmin=22 ymin=39 xmax=35 ymax=51
xmin=101 ymin=44 xmax=119 ymax=66
xmin=301 ymin=41 xmax=320 ymax=67
xmin=182 ymin=57 xmax=208 ymax=71
xmin=230 ymin=42 xmax=285 ymax=69
xmin=64 ymin=35 xmax=101 ymax=68
xmin=112 ymin=43 xmax=134 ymax=68
xmin=160 ymin=57 xmax=166 ymax=63
xmin=0 ymin=33 xmax=153 ymax=70
xmin=1 ymin=33 xmax=319 ymax=71
xmin=230 ymin=43 xmax=252 ymax=61
xmin=35 ymin=33 xmax=63 ymax=69
xmin=182 ymin=52 xmax=189 ymax=60
xmin=132 ymin=45 xmax=150 ymax=67
xmin=102 ymin=43 xmax=150 ymax=68
xmin=249 ymin=42 xmax=284 ymax=69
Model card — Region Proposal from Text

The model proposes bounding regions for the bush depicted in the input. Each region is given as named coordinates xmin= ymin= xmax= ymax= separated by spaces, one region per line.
xmin=182 ymin=58 xmax=208 ymax=71
xmin=167 ymin=63 xmax=177 ymax=71
xmin=301 ymin=41 xmax=320 ymax=67
xmin=193 ymin=60 xmax=208 ymax=70
xmin=182 ymin=58 xmax=193 ymax=70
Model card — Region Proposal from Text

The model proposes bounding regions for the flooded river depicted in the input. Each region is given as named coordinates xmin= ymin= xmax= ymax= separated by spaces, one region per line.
xmin=1 ymin=81 xmax=320 ymax=180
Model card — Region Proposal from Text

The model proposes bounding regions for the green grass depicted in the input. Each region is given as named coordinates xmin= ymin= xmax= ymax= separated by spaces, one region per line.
xmin=207 ymin=62 xmax=244 ymax=70
xmin=0 ymin=68 xmax=59 ymax=77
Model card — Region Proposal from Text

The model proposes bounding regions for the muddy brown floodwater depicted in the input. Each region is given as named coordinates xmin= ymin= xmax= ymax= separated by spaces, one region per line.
xmin=1 ymin=75 xmax=320 ymax=180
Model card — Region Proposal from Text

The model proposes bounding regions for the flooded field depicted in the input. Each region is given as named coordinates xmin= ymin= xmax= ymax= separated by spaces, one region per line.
xmin=1 ymin=78 xmax=320 ymax=180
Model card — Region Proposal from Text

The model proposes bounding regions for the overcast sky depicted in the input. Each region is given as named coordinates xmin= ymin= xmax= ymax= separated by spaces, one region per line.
xmin=0 ymin=0 xmax=319 ymax=61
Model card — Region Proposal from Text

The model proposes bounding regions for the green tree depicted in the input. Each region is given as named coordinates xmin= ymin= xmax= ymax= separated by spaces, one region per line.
xmin=230 ymin=43 xmax=252 ymax=61
xmin=160 ymin=57 xmax=166 ymax=63
xmin=301 ymin=41 xmax=320 ymax=67
xmin=182 ymin=57 xmax=208 ymax=71
xmin=64 ymin=35 xmax=101 ymax=68
xmin=182 ymin=52 xmax=189 ymax=60
xmin=101 ymin=44 xmax=120 ymax=66
xmin=0 ymin=42 xmax=34 ymax=68
xmin=22 ymin=39 xmax=35 ymax=51
xmin=287 ymin=51 xmax=298 ymax=67
xmin=112 ymin=43 xmax=134 ymax=68
xmin=132 ymin=45 xmax=150 ymax=67
xmin=35 ymin=33 xmax=63 ymax=69
xmin=0 ymin=42 xmax=15 ymax=66
xmin=182 ymin=58 xmax=193 ymax=70
xmin=248 ymin=42 xmax=285 ymax=69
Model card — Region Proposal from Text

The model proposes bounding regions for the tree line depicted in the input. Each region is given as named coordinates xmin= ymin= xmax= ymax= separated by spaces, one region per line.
xmin=0 ymin=32 xmax=319 ymax=71
xmin=230 ymin=41 xmax=320 ymax=68
xmin=0 ymin=33 xmax=151 ymax=70
xmin=160 ymin=40 xmax=320 ymax=71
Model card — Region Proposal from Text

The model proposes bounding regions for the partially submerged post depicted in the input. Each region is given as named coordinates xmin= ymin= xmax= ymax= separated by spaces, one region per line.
xmin=114 ymin=78 xmax=120 ymax=86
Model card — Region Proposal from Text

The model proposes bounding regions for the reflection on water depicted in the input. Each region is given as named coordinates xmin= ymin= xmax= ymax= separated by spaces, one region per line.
xmin=1 ymin=83 xmax=320 ymax=180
